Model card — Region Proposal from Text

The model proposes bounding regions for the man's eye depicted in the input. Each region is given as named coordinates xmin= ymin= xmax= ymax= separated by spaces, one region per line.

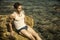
xmin=19 ymin=8 xmax=21 ymax=9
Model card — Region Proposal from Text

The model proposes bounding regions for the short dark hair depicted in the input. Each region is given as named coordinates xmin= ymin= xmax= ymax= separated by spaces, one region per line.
xmin=13 ymin=2 xmax=22 ymax=9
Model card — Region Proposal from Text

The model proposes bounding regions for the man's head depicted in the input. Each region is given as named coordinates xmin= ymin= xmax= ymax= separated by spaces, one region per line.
xmin=14 ymin=2 xmax=23 ymax=12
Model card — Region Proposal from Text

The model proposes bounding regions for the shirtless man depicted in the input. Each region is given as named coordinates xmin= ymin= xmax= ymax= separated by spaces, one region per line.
xmin=9 ymin=2 xmax=42 ymax=40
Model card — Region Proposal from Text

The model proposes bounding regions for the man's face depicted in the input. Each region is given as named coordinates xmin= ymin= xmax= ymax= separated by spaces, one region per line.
xmin=17 ymin=5 xmax=22 ymax=12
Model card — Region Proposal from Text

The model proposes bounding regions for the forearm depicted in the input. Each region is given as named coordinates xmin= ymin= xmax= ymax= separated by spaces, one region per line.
xmin=9 ymin=23 xmax=14 ymax=36
xmin=9 ymin=23 xmax=13 ymax=32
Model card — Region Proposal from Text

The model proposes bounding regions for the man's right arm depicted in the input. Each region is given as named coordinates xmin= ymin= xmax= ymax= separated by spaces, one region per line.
xmin=8 ymin=14 xmax=14 ymax=36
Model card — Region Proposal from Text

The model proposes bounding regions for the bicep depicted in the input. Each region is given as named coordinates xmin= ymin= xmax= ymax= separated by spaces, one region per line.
xmin=9 ymin=15 xmax=14 ymax=23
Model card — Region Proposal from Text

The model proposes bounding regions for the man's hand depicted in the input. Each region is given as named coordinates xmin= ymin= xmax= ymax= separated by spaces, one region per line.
xmin=10 ymin=31 xmax=14 ymax=36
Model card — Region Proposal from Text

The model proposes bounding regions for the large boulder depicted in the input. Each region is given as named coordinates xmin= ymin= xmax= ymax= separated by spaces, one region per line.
xmin=0 ymin=15 xmax=34 ymax=40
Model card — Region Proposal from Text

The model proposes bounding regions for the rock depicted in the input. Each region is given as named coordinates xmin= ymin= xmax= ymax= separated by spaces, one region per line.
xmin=0 ymin=15 xmax=34 ymax=40
xmin=25 ymin=15 xmax=34 ymax=27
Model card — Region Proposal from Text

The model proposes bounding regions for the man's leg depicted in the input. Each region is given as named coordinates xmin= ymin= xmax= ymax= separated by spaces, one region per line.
xmin=19 ymin=29 xmax=35 ymax=40
xmin=27 ymin=26 xmax=42 ymax=40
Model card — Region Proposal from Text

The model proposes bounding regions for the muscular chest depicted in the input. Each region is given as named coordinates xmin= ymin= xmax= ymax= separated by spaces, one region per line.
xmin=14 ymin=13 xmax=24 ymax=21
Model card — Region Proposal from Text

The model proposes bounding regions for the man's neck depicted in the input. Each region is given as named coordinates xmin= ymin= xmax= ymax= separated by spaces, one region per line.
xmin=16 ymin=11 xmax=20 ymax=14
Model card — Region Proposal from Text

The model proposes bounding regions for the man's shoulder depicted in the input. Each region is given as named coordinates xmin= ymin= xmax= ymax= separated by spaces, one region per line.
xmin=9 ymin=11 xmax=16 ymax=18
xmin=11 ymin=11 xmax=16 ymax=16
xmin=20 ymin=10 xmax=25 ymax=14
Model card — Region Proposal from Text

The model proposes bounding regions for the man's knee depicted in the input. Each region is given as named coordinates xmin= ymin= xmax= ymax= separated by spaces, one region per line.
xmin=27 ymin=34 xmax=35 ymax=40
xmin=20 ymin=30 xmax=35 ymax=40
